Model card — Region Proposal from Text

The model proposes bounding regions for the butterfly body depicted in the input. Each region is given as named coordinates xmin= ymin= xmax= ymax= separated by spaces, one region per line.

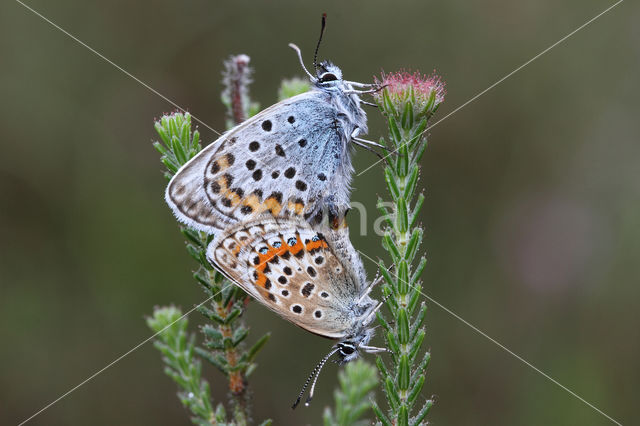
xmin=165 ymin=61 xmax=367 ymax=239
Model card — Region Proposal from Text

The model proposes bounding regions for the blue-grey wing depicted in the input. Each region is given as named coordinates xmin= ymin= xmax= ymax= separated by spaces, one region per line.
xmin=165 ymin=90 xmax=353 ymax=235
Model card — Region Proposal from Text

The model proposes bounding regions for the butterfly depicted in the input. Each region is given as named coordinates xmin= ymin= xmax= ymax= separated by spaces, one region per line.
xmin=165 ymin=15 xmax=382 ymax=239
xmin=207 ymin=214 xmax=386 ymax=408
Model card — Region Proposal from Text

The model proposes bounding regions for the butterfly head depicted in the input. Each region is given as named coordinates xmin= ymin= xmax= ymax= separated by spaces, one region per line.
xmin=336 ymin=327 xmax=374 ymax=364
xmin=315 ymin=60 xmax=343 ymax=85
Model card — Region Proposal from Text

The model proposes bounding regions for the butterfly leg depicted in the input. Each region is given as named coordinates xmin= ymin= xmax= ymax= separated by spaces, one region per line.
xmin=360 ymin=345 xmax=389 ymax=354
xmin=352 ymin=136 xmax=386 ymax=149
xmin=360 ymin=100 xmax=379 ymax=108
xmin=344 ymin=80 xmax=375 ymax=88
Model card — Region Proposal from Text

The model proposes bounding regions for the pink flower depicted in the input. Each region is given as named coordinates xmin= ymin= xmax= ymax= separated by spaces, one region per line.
xmin=374 ymin=70 xmax=445 ymax=117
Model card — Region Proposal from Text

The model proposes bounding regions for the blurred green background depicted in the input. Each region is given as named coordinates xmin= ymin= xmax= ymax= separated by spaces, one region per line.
xmin=1 ymin=0 xmax=638 ymax=424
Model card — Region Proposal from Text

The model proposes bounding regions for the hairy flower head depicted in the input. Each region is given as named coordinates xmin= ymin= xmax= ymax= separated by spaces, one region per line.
xmin=374 ymin=70 xmax=445 ymax=120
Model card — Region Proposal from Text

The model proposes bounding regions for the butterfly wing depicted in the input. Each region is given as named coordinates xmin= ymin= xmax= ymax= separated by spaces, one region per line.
xmin=208 ymin=215 xmax=373 ymax=339
xmin=165 ymin=91 xmax=354 ymax=235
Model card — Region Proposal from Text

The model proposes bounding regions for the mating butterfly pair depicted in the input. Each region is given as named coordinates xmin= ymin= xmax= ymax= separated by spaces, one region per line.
xmin=165 ymin=27 xmax=386 ymax=407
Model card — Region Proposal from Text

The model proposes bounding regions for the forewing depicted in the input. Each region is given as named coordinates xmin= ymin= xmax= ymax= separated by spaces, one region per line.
xmin=208 ymin=216 xmax=365 ymax=339
xmin=165 ymin=91 xmax=347 ymax=234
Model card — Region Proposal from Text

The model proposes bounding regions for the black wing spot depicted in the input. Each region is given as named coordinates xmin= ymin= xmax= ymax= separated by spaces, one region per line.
xmin=320 ymin=291 xmax=329 ymax=298
xmin=221 ymin=198 xmax=232 ymax=207
xmin=288 ymin=116 xmax=295 ymax=123
xmin=296 ymin=180 xmax=308 ymax=191
xmin=283 ymin=266 xmax=293 ymax=275
xmin=210 ymin=161 xmax=220 ymax=174
xmin=281 ymin=289 xmax=290 ymax=296
xmin=245 ymin=159 xmax=256 ymax=170
xmin=317 ymin=173 xmax=326 ymax=181
xmin=314 ymin=310 xmax=322 ymax=318
xmin=307 ymin=266 xmax=317 ymax=277
xmin=302 ymin=283 xmax=315 ymax=297
xmin=241 ymin=205 xmax=253 ymax=214
xmin=315 ymin=256 xmax=324 ymax=265
xmin=284 ymin=167 xmax=296 ymax=179
xmin=210 ymin=181 xmax=221 ymax=193
xmin=278 ymin=276 xmax=287 ymax=284
xmin=252 ymin=169 xmax=263 ymax=181
xmin=292 ymin=305 xmax=302 ymax=314
xmin=249 ymin=141 xmax=260 ymax=151
xmin=264 ymin=279 xmax=272 ymax=290
xmin=253 ymin=256 xmax=260 ymax=265
xmin=268 ymin=293 xmax=277 ymax=302
xmin=298 ymin=139 xmax=307 ymax=147
xmin=262 ymin=120 xmax=272 ymax=131
xmin=223 ymin=173 xmax=234 ymax=187
xmin=275 ymin=144 xmax=286 ymax=157
xmin=271 ymin=171 xmax=280 ymax=179
xmin=226 ymin=153 xmax=235 ymax=166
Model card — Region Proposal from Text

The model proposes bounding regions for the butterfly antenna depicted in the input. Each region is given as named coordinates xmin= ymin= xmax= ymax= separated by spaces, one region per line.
xmin=313 ymin=13 xmax=327 ymax=72
xmin=292 ymin=346 xmax=339 ymax=409
xmin=288 ymin=43 xmax=316 ymax=81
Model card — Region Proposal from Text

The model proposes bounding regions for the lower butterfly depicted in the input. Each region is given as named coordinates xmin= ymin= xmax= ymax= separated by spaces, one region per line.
xmin=208 ymin=215 xmax=386 ymax=408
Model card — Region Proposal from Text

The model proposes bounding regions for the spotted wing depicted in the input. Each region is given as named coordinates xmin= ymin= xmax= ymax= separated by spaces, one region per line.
xmin=165 ymin=91 xmax=352 ymax=235
xmin=207 ymin=216 xmax=371 ymax=339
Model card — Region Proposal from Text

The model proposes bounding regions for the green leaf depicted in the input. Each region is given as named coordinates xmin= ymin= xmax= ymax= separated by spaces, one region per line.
xmin=372 ymin=401 xmax=392 ymax=426
xmin=408 ymin=330 xmax=425 ymax=362
xmin=232 ymin=326 xmax=249 ymax=346
xmin=405 ymin=228 xmax=422 ymax=262
xmin=388 ymin=116 xmax=402 ymax=143
xmin=401 ymin=101 xmax=413 ymax=130
xmin=410 ymin=257 xmax=427 ymax=287
xmin=382 ymin=233 xmax=401 ymax=261
xmin=384 ymin=377 xmax=399 ymax=411
xmin=407 ymin=375 xmax=425 ymax=406
xmin=398 ymin=404 xmax=409 ymax=426
xmin=382 ymin=89 xmax=396 ymax=117
xmin=397 ymin=308 xmax=410 ymax=345
xmin=412 ymin=399 xmax=433 ymax=425
xmin=396 ymin=197 xmax=408 ymax=234
xmin=398 ymin=355 xmax=410 ymax=391
xmin=403 ymin=166 xmax=419 ymax=201
xmin=410 ymin=303 xmax=427 ymax=340
xmin=384 ymin=167 xmax=400 ymax=200
xmin=396 ymin=142 xmax=409 ymax=178
xmin=397 ymin=260 xmax=409 ymax=295
xmin=247 ymin=333 xmax=271 ymax=362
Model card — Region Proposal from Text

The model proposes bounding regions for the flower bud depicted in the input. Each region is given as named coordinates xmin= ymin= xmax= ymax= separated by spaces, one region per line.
xmin=374 ymin=71 xmax=445 ymax=123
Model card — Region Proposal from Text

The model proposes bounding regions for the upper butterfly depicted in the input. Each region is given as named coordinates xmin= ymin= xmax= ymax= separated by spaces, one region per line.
xmin=165 ymin=32 xmax=379 ymax=238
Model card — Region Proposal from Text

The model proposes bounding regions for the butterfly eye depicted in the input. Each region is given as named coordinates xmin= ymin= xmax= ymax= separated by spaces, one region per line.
xmin=319 ymin=73 xmax=338 ymax=82
xmin=259 ymin=247 xmax=268 ymax=255
xmin=339 ymin=343 xmax=356 ymax=355
xmin=272 ymin=241 xmax=282 ymax=248
xmin=287 ymin=237 xmax=297 ymax=246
